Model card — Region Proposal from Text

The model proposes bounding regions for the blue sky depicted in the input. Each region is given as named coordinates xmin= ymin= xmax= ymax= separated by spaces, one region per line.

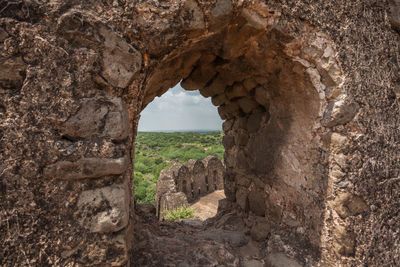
xmin=138 ymin=84 xmax=223 ymax=132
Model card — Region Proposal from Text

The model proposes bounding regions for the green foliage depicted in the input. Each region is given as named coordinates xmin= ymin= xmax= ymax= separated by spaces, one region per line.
xmin=134 ymin=131 xmax=224 ymax=204
xmin=164 ymin=206 xmax=195 ymax=221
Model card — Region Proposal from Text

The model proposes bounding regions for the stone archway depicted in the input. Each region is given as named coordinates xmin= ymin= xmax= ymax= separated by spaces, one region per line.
xmin=1 ymin=0 xmax=399 ymax=266
xmin=133 ymin=1 xmax=358 ymax=265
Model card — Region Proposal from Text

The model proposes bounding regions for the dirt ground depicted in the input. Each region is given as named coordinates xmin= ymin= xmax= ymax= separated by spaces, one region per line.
xmin=190 ymin=190 xmax=226 ymax=220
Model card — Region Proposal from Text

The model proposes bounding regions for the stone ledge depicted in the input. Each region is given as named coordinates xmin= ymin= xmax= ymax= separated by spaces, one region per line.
xmin=44 ymin=156 xmax=128 ymax=180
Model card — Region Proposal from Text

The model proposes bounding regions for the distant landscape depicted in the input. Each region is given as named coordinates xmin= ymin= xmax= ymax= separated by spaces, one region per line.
xmin=134 ymin=131 xmax=224 ymax=204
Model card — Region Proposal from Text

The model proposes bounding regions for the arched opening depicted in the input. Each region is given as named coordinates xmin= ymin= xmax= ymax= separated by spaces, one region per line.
xmin=132 ymin=3 xmax=350 ymax=265
xmin=136 ymin=83 xmax=225 ymax=221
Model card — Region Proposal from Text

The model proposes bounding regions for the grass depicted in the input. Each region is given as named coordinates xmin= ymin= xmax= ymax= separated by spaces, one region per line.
xmin=163 ymin=206 xmax=195 ymax=221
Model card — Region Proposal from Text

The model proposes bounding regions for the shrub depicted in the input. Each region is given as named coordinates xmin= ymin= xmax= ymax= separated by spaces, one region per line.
xmin=164 ymin=206 xmax=195 ymax=221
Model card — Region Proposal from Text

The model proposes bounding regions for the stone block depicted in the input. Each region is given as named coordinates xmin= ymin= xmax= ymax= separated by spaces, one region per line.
xmin=238 ymin=97 xmax=259 ymax=114
xmin=247 ymin=112 xmax=264 ymax=133
xmin=203 ymin=76 xmax=226 ymax=98
xmin=241 ymin=8 xmax=271 ymax=30
xmin=61 ymin=97 xmax=129 ymax=141
xmin=222 ymin=119 xmax=234 ymax=132
xmin=77 ymin=184 xmax=129 ymax=233
xmin=101 ymin=41 xmax=142 ymax=88
xmin=103 ymin=99 xmax=130 ymax=142
xmin=181 ymin=63 xmax=217 ymax=91
xmin=233 ymin=116 xmax=248 ymax=129
xmin=243 ymin=78 xmax=258 ymax=91
xmin=236 ymin=187 xmax=249 ymax=211
xmin=209 ymin=0 xmax=233 ymax=30
xmin=237 ymin=150 xmax=249 ymax=169
xmin=211 ymin=93 xmax=225 ymax=106
xmin=222 ymin=135 xmax=235 ymax=149
xmin=159 ymin=192 xmax=189 ymax=220
xmin=58 ymin=10 xmax=141 ymax=88
xmin=330 ymin=133 xmax=348 ymax=153
xmin=331 ymin=192 xmax=368 ymax=218
xmin=248 ymin=189 xmax=266 ymax=216
xmin=226 ymin=83 xmax=247 ymax=100
xmin=181 ymin=0 xmax=205 ymax=33
xmin=333 ymin=224 xmax=355 ymax=256
xmin=218 ymin=101 xmax=241 ymax=120
xmin=322 ymin=98 xmax=359 ymax=127
xmin=254 ymin=76 xmax=269 ymax=85
xmin=44 ymin=156 xmax=128 ymax=180
xmin=181 ymin=52 xmax=202 ymax=79
xmin=235 ymin=131 xmax=249 ymax=146
xmin=254 ymin=86 xmax=269 ymax=108
xmin=250 ymin=221 xmax=270 ymax=241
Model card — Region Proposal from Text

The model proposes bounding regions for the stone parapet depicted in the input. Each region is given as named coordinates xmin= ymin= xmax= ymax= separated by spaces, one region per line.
xmin=155 ymin=156 xmax=225 ymax=220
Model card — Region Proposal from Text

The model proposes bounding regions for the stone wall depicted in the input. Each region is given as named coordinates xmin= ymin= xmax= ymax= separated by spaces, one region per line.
xmin=155 ymin=156 xmax=224 ymax=220
xmin=0 ymin=0 xmax=399 ymax=266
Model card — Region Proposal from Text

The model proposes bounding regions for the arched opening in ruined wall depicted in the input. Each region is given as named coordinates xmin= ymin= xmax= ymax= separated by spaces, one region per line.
xmin=136 ymin=82 xmax=226 ymax=221
xmin=133 ymin=2 xmax=351 ymax=264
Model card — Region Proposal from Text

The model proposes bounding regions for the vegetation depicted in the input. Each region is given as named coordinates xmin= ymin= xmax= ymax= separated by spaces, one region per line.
xmin=134 ymin=131 xmax=224 ymax=204
xmin=164 ymin=206 xmax=195 ymax=221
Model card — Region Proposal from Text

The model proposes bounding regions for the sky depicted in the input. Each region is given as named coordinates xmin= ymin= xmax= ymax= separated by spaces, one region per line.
xmin=138 ymin=84 xmax=223 ymax=132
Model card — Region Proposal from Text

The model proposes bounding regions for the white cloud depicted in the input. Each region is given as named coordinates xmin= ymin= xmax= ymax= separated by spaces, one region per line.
xmin=138 ymin=84 xmax=223 ymax=131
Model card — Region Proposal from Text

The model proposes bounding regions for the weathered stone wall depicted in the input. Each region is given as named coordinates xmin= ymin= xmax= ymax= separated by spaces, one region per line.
xmin=203 ymin=155 xmax=224 ymax=191
xmin=0 ymin=0 xmax=399 ymax=266
xmin=155 ymin=156 xmax=224 ymax=219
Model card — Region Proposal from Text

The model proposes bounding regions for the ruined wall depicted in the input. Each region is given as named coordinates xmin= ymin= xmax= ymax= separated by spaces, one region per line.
xmin=155 ymin=156 xmax=224 ymax=219
xmin=0 ymin=0 xmax=399 ymax=266
xmin=203 ymin=155 xmax=224 ymax=191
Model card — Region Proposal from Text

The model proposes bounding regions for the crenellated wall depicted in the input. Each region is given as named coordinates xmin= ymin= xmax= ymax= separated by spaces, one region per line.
xmin=155 ymin=156 xmax=224 ymax=220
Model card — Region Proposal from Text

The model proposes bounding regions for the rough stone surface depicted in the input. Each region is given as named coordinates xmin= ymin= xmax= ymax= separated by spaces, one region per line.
xmin=77 ymin=184 xmax=128 ymax=233
xmin=331 ymin=192 xmax=368 ymax=218
xmin=266 ymin=253 xmax=302 ymax=267
xmin=250 ymin=221 xmax=271 ymax=242
xmin=61 ymin=97 xmax=129 ymax=141
xmin=197 ymin=229 xmax=248 ymax=247
xmin=1 ymin=0 xmax=399 ymax=266
xmin=44 ymin=156 xmax=128 ymax=180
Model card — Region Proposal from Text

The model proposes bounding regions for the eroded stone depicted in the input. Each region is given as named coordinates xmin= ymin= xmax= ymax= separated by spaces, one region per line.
xmin=266 ymin=253 xmax=302 ymax=267
xmin=58 ymin=10 xmax=141 ymax=88
xmin=44 ymin=156 xmax=128 ymax=180
xmin=322 ymin=98 xmax=359 ymax=127
xmin=333 ymin=224 xmax=355 ymax=256
xmin=254 ymin=86 xmax=269 ymax=108
xmin=238 ymin=97 xmax=259 ymax=114
xmin=61 ymin=97 xmax=129 ymax=141
xmin=181 ymin=0 xmax=205 ymax=33
xmin=248 ymin=189 xmax=265 ymax=216
xmin=331 ymin=192 xmax=368 ymax=218
xmin=250 ymin=221 xmax=270 ymax=241
xmin=77 ymin=184 xmax=128 ymax=233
